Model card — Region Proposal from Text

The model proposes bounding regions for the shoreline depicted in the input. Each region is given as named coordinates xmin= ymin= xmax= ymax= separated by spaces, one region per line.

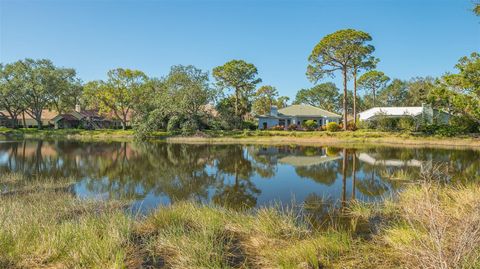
xmin=1 ymin=128 xmax=479 ymax=149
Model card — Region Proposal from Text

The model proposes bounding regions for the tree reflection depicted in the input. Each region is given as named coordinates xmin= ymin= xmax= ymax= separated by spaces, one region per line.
xmin=213 ymin=146 xmax=260 ymax=210
xmin=1 ymin=140 xmax=479 ymax=210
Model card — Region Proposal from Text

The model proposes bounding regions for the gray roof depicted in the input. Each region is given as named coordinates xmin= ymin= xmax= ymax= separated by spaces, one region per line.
xmin=278 ymin=155 xmax=342 ymax=167
xmin=278 ymin=104 xmax=341 ymax=118
xmin=256 ymin=104 xmax=341 ymax=118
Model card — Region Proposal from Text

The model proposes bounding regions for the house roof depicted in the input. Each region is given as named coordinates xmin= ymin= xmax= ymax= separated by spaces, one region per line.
xmin=358 ymin=107 xmax=423 ymax=121
xmin=278 ymin=104 xmax=341 ymax=118
xmin=278 ymin=155 xmax=342 ymax=167
xmin=0 ymin=110 xmax=59 ymax=121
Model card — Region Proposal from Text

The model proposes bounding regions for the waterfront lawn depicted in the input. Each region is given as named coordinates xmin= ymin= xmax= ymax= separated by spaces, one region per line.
xmin=1 ymin=127 xmax=479 ymax=147
xmin=1 ymin=172 xmax=479 ymax=269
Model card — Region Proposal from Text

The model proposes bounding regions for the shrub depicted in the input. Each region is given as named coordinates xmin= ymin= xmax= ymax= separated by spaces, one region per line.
xmin=449 ymin=115 xmax=480 ymax=134
xmin=422 ymin=124 xmax=463 ymax=137
xmin=242 ymin=120 xmax=257 ymax=131
xmin=167 ymin=116 xmax=181 ymax=132
xmin=287 ymin=124 xmax=298 ymax=131
xmin=271 ymin=125 xmax=285 ymax=131
xmin=346 ymin=122 xmax=356 ymax=131
xmin=356 ymin=120 xmax=373 ymax=130
xmin=302 ymin=120 xmax=318 ymax=131
xmin=373 ymin=114 xmax=399 ymax=131
xmin=398 ymin=117 xmax=415 ymax=132
xmin=181 ymin=120 xmax=198 ymax=134
xmin=326 ymin=122 xmax=340 ymax=132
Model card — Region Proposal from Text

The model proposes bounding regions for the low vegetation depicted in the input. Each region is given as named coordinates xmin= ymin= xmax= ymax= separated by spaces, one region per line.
xmin=1 ymin=172 xmax=479 ymax=268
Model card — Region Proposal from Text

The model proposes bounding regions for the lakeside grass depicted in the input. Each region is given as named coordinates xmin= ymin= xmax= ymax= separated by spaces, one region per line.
xmin=168 ymin=129 xmax=480 ymax=148
xmin=1 ymin=173 xmax=479 ymax=268
xmin=1 ymin=127 xmax=479 ymax=147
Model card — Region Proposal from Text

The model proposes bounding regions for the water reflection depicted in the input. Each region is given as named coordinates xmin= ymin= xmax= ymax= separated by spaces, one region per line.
xmin=0 ymin=139 xmax=479 ymax=212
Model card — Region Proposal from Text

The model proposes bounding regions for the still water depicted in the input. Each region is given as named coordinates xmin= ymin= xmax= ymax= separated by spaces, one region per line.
xmin=0 ymin=139 xmax=479 ymax=212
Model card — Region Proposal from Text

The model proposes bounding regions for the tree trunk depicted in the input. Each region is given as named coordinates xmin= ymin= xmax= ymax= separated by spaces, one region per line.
xmin=342 ymin=149 xmax=347 ymax=210
xmin=235 ymin=89 xmax=239 ymax=118
xmin=373 ymin=86 xmax=376 ymax=107
xmin=342 ymin=67 xmax=348 ymax=131
xmin=353 ymin=69 xmax=357 ymax=128
xmin=352 ymin=150 xmax=356 ymax=200
xmin=22 ymin=112 xmax=26 ymax=128
xmin=35 ymin=113 xmax=43 ymax=130
xmin=6 ymin=111 xmax=18 ymax=129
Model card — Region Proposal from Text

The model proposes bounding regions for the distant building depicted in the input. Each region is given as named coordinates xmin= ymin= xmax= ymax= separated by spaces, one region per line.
xmin=52 ymin=105 xmax=125 ymax=129
xmin=358 ymin=104 xmax=450 ymax=124
xmin=0 ymin=110 xmax=58 ymax=128
xmin=256 ymin=104 xmax=341 ymax=130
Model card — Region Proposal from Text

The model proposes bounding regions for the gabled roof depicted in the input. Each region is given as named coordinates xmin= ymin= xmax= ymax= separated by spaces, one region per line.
xmin=0 ymin=109 xmax=58 ymax=121
xmin=358 ymin=107 xmax=423 ymax=121
xmin=278 ymin=104 xmax=341 ymax=118
xmin=278 ymin=155 xmax=342 ymax=167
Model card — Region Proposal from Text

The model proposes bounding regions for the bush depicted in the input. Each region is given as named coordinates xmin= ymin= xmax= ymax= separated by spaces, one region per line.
xmin=356 ymin=120 xmax=374 ymax=130
xmin=449 ymin=115 xmax=480 ymax=134
xmin=373 ymin=114 xmax=399 ymax=131
xmin=422 ymin=124 xmax=463 ymax=137
xmin=242 ymin=120 xmax=257 ymax=131
xmin=181 ymin=120 xmax=198 ymax=134
xmin=271 ymin=125 xmax=285 ymax=131
xmin=326 ymin=122 xmax=340 ymax=132
xmin=287 ymin=124 xmax=298 ymax=131
xmin=167 ymin=116 xmax=181 ymax=132
xmin=302 ymin=120 xmax=318 ymax=131
xmin=398 ymin=117 xmax=415 ymax=131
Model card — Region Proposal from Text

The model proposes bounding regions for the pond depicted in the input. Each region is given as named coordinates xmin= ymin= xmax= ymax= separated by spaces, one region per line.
xmin=0 ymin=139 xmax=479 ymax=214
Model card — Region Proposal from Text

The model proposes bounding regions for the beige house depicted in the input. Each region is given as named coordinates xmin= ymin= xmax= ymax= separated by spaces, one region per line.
xmin=0 ymin=110 xmax=58 ymax=128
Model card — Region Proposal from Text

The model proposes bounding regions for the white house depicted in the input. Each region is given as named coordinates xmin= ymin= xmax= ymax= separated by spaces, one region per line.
xmin=358 ymin=105 xmax=450 ymax=124
xmin=256 ymin=104 xmax=341 ymax=129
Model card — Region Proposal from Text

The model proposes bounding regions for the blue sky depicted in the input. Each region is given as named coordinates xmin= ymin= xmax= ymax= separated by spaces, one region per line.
xmin=1 ymin=0 xmax=479 ymax=99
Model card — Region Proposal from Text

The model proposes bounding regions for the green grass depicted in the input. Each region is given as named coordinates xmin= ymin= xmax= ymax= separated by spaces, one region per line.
xmin=1 ymin=127 xmax=478 ymax=147
xmin=1 ymin=173 xmax=480 ymax=268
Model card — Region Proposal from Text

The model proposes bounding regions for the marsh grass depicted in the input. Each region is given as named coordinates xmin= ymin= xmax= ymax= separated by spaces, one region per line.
xmin=1 ymin=172 xmax=479 ymax=268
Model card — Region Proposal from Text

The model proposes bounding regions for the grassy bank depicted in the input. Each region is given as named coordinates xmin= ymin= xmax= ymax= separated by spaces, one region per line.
xmin=1 ymin=173 xmax=479 ymax=268
xmin=1 ymin=127 xmax=479 ymax=147
xmin=167 ymin=129 xmax=480 ymax=148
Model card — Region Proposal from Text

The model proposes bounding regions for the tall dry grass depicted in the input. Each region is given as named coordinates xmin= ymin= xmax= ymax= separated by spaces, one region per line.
xmin=383 ymin=183 xmax=480 ymax=269
xmin=1 ymin=172 xmax=479 ymax=268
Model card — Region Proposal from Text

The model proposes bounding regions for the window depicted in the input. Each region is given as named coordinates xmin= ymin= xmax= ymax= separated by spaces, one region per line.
xmin=279 ymin=119 xmax=286 ymax=126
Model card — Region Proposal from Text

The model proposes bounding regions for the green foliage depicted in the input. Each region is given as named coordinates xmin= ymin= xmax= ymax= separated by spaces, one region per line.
xmin=302 ymin=120 xmax=318 ymax=131
xmin=275 ymin=96 xmax=290 ymax=109
xmin=241 ymin=120 xmax=257 ymax=130
xmin=1 ymin=59 xmax=80 ymax=129
xmin=358 ymin=70 xmax=390 ymax=107
xmin=398 ymin=117 xmax=415 ymax=132
xmin=167 ymin=115 xmax=181 ymax=132
xmin=421 ymin=124 xmax=465 ymax=137
xmin=215 ymin=96 xmax=241 ymax=130
xmin=370 ymin=113 xmax=399 ymax=131
xmin=84 ymin=68 xmax=148 ymax=129
xmin=181 ymin=120 xmax=198 ymax=134
xmin=307 ymin=29 xmax=375 ymax=130
xmin=213 ymin=60 xmax=261 ymax=122
xmin=294 ymin=82 xmax=340 ymax=112
xmin=377 ymin=79 xmax=409 ymax=107
xmin=252 ymin=85 xmax=279 ymax=115
xmin=429 ymin=53 xmax=480 ymax=128
xmin=326 ymin=122 xmax=340 ymax=132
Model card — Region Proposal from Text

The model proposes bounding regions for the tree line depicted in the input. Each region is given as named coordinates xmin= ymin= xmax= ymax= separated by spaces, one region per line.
xmin=1 ymin=8 xmax=479 ymax=136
